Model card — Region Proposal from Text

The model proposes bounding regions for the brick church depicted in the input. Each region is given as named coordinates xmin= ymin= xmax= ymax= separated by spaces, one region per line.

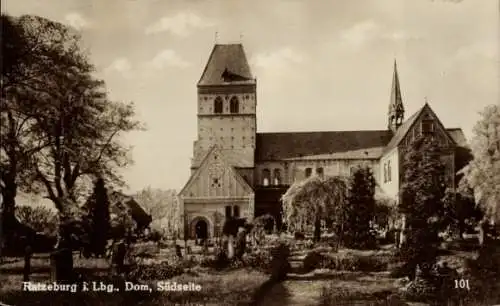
xmin=178 ymin=43 xmax=467 ymax=240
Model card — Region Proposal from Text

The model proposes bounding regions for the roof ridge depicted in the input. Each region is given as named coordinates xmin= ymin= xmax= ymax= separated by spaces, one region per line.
xmin=257 ymin=129 xmax=389 ymax=135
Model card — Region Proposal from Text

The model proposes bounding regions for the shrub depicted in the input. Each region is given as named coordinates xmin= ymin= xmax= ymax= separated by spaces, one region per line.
xmin=303 ymin=250 xmax=392 ymax=272
xmin=147 ymin=229 xmax=163 ymax=243
xmin=303 ymin=251 xmax=323 ymax=272
xmin=15 ymin=205 xmax=58 ymax=235
xmin=198 ymin=246 xmax=231 ymax=270
xmin=243 ymin=248 xmax=272 ymax=272
xmin=459 ymin=245 xmax=500 ymax=304
xmin=294 ymin=231 xmax=305 ymax=240
xmin=128 ymin=263 xmax=184 ymax=281
xmin=401 ymin=277 xmax=437 ymax=303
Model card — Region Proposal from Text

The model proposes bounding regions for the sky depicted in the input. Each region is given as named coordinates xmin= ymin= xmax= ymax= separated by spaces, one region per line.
xmin=2 ymin=0 xmax=499 ymax=194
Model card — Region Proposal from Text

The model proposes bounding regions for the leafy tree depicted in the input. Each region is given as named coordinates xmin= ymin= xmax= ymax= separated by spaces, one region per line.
xmin=134 ymin=187 xmax=180 ymax=238
xmin=282 ymin=176 xmax=348 ymax=242
xmin=84 ymin=177 xmax=110 ymax=256
xmin=109 ymin=203 xmax=136 ymax=240
xmin=398 ymin=135 xmax=447 ymax=279
xmin=459 ymin=104 xmax=500 ymax=244
xmin=1 ymin=14 xmax=142 ymax=279
xmin=344 ymin=166 xmax=377 ymax=249
xmin=19 ymin=17 xmax=141 ymax=239
xmin=1 ymin=14 xmax=76 ymax=244
xmin=15 ymin=205 xmax=58 ymax=235
xmin=442 ymin=188 xmax=483 ymax=239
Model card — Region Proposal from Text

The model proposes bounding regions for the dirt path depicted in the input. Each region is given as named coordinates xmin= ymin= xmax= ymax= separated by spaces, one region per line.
xmin=255 ymin=279 xmax=326 ymax=306
xmin=254 ymin=271 xmax=403 ymax=306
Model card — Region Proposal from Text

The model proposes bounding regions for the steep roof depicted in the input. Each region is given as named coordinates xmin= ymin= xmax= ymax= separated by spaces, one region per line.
xmin=198 ymin=44 xmax=255 ymax=86
xmin=109 ymin=191 xmax=152 ymax=228
xmin=383 ymin=106 xmax=424 ymax=153
xmin=446 ymin=128 xmax=468 ymax=147
xmin=284 ymin=147 xmax=386 ymax=161
xmin=383 ymin=103 xmax=461 ymax=154
xmin=255 ymin=130 xmax=392 ymax=161
xmin=179 ymin=145 xmax=254 ymax=196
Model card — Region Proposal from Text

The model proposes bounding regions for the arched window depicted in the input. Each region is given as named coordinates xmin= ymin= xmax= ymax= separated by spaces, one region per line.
xmin=262 ymin=169 xmax=271 ymax=186
xmin=225 ymin=206 xmax=232 ymax=218
xmin=233 ymin=205 xmax=240 ymax=218
xmin=383 ymin=163 xmax=387 ymax=183
xmin=305 ymin=168 xmax=312 ymax=178
xmin=229 ymin=96 xmax=239 ymax=113
xmin=316 ymin=167 xmax=324 ymax=177
xmin=273 ymin=169 xmax=281 ymax=185
xmin=214 ymin=97 xmax=223 ymax=114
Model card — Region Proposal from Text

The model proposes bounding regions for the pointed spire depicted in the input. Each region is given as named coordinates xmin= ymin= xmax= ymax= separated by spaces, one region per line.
xmin=389 ymin=59 xmax=404 ymax=115
xmin=388 ymin=59 xmax=405 ymax=131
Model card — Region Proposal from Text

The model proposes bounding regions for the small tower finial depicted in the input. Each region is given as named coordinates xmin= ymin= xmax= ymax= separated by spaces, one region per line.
xmin=214 ymin=31 xmax=219 ymax=44
xmin=239 ymin=32 xmax=243 ymax=43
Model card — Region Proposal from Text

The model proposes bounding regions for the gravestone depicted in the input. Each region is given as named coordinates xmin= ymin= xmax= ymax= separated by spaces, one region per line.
xmin=50 ymin=248 xmax=73 ymax=282
xmin=175 ymin=244 xmax=183 ymax=259
xmin=23 ymin=245 xmax=32 ymax=281
xmin=202 ymin=239 xmax=209 ymax=255
xmin=111 ymin=241 xmax=126 ymax=276
xmin=235 ymin=228 xmax=246 ymax=260
xmin=227 ymin=236 xmax=234 ymax=259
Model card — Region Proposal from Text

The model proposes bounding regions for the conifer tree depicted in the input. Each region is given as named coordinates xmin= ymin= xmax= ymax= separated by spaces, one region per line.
xmin=399 ymin=135 xmax=447 ymax=279
xmin=345 ymin=166 xmax=377 ymax=248
xmin=85 ymin=177 xmax=111 ymax=256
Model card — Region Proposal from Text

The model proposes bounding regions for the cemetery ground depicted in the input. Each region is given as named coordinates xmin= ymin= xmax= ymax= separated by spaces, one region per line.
xmin=2 ymin=233 xmax=499 ymax=306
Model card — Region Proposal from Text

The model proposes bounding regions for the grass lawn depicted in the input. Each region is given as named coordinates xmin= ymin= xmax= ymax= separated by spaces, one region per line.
xmin=0 ymin=250 xmax=269 ymax=306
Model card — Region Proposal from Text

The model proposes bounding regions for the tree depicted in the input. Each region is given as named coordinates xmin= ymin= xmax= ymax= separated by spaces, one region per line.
xmin=442 ymin=188 xmax=483 ymax=240
xmin=134 ymin=187 xmax=180 ymax=237
xmin=282 ymin=176 xmax=348 ymax=242
xmin=344 ymin=166 xmax=377 ymax=249
xmin=1 ymin=14 xmax=75 ymax=246
xmin=459 ymin=104 xmax=500 ymax=244
xmin=15 ymin=205 xmax=58 ymax=235
xmin=84 ymin=177 xmax=110 ymax=256
xmin=1 ymin=14 xmax=143 ymax=279
xmin=399 ymin=135 xmax=448 ymax=279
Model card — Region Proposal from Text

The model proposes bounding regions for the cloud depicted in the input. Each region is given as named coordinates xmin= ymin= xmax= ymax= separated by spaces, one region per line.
xmin=453 ymin=41 xmax=498 ymax=62
xmin=148 ymin=49 xmax=192 ymax=69
xmin=64 ymin=12 xmax=91 ymax=30
xmin=339 ymin=20 xmax=421 ymax=48
xmin=251 ymin=47 xmax=305 ymax=75
xmin=340 ymin=20 xmax=381 ymax=47
xmin=145 ymin=12 xmax=213 ymax=36
xmin=105 ymin=57 xmax=133 ymax=75
xmin=431 ymin=0 xmax=465 ymax=3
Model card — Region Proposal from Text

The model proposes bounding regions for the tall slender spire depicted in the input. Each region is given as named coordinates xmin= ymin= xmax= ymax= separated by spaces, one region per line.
xmin=388 ymin=59 xmax=405 ymax=132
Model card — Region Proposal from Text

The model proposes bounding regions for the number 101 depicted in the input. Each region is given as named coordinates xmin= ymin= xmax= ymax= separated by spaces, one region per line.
xmin=454 ymin=279 xmax=470 ymax=290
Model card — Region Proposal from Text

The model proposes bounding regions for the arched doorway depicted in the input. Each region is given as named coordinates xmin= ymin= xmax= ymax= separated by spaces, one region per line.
xmin=195 ymin=219 xmax=208 ymax=240
xmin=190 ymin=216 xmax=211 ymax=241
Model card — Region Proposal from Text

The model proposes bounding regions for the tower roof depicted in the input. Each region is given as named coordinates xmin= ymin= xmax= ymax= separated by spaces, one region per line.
xmin=198 ymin=43 xmax=255 ymax=86
xmin=388 ymin=60 xmax=404 ymax=115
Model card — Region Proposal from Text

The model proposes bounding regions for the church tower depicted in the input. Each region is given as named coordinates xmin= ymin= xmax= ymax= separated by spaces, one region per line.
xmin=192 ymin=44 xmax=257 ymax=185
xmin=388 ymin=60 xmax=404 ymax=132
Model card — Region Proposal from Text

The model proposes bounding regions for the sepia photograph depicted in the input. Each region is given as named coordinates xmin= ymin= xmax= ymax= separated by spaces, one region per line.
xmin=1 ymin=0 xmax=499 ymax=305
